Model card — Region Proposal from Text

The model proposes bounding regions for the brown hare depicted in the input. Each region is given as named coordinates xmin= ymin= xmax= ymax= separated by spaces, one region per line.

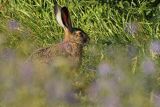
xmin=28 ymin=3 xmax=90 ymax=68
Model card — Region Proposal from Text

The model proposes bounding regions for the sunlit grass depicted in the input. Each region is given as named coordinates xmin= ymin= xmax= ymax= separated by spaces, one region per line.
xmin=0 ymin=0 xmax=160 ymax=106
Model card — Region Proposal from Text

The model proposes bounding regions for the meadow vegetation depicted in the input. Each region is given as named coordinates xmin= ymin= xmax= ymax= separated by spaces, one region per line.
xmin=0 ymin=0 xmax=160 ymax=106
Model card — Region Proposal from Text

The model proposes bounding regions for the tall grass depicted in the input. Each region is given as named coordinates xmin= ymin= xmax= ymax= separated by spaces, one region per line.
xmin=0 ymin=0 xmax=160 ymax=106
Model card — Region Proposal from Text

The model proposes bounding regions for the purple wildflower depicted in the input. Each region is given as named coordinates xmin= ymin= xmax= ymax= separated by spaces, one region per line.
xmin=102 ymin=95 xmax=120 ymax=107
xmin=152 ymin=92 xmax=160 ymax=107
xmin=150 ymin=40 xmax=160 ymax=55
xmin=98 ymin=62 xmax=112 ymax=76
xmin=19 ymin=62 xmax=33 ymax=84
xmin=44 ymin=78 xmax=71 ymax=102
xmin=0 ymin=48 xmax=16 ymax=61
xmin=141 ymin=58 xmax=155 ymax=75
xmin=8 ymin=19 xmax=20 ymax=30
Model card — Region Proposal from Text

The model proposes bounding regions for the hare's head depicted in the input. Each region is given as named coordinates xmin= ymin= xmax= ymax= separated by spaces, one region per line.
xmin=54 ymin=4 xmax=90 ymax=46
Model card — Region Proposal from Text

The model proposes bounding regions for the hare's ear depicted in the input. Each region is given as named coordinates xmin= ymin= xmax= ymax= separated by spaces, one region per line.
xmin=54 ymin=4 xmax=65 ymax=28
xmin=61 ymin=7 xmax=72 ymax=32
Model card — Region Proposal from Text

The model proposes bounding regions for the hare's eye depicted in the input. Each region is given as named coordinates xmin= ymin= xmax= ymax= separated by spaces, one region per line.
xmin=79 ymin=32 xmax=83 ymax=37
xmin=76 ymin=31 xmax=83 ymax=37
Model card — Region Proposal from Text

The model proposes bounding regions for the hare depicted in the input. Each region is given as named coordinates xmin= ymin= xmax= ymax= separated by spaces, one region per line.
xmin=28 ymin=3 xmax=90 ymax=68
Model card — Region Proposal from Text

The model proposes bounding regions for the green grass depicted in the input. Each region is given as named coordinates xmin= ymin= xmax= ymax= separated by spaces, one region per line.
xmin=0 ymin=0 xmax=160 ymax=106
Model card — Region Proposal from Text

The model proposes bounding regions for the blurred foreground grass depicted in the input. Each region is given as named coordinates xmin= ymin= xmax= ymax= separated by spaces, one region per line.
xmin=0 ymin=0 xmax=160 ymax=106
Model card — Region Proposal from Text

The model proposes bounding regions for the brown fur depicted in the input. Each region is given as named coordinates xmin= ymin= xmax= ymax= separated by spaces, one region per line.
xmin=28 ymin=4 xmax=89 ymax=68
xmin=29 ymin=32 xmax=88 ymax=67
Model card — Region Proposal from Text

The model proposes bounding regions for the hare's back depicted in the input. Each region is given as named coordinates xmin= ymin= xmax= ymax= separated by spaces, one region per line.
xmin=29 ymin=45 xmax=58 ymax=63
